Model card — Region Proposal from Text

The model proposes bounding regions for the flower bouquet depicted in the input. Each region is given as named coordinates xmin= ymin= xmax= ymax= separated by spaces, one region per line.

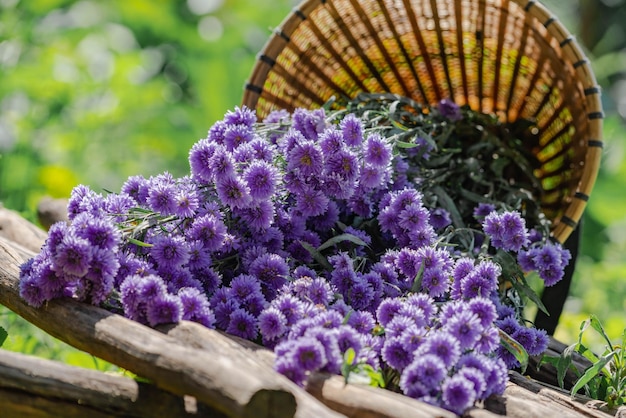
xmin=19 ymin=93 xmax=574 ymax=415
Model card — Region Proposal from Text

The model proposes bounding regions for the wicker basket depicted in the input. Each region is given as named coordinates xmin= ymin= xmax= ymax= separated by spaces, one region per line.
xmin=242 ymin=0 xmax=603 ymax=244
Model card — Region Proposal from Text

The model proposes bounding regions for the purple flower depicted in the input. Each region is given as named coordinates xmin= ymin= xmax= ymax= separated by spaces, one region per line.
xmin=382 ymin=336 xmax=414 ymax=371
xmin=223 ymin=123 xmax=253 ymax=151
xmin=340 ymin=113 xmax=363 ymax=146
xmin=274 ymin=354 xmax=306 ymax=387
xmin=236 ymin=200 xmax=274 ymax=231
xmin=452 ymin=257 xmax=474 ymax=298
xmin=377 ymin=298 xmax=403 ymax=327
xmin=441 ymin=374 xmax=477 ymax=414
xmin=188 ymin=214 xmax=226 ymax=251
xmin=295 ymin=187 xmax=329 ymax=218
xmin=150 ymin=235 xmax=190 ymax=269
xmin=288 ymin=140 xmax=324 ymax=177
xmin=347 ymin=310 xmax=375 ymax=334
xmin=273 ymin=294 xmax=305 ymax=326
xmin=319 ymin=128 xmax=343 ymax=155
xmin=216 ymin=176 xmax=252 ymax=209
xmin=473 ymin=203 xmax=496 ymax=219
xmin=53 ymin=234 xmax=93 ymax=278
xmin=467 ymin=297 xmax=498 ymax=328
xmin=178 ymin=287 xmax=215 ymax=328
xmin=146 ymin=293 xmax=182 ymax=326
xmin=223 ymin=106 xmax=256 ymax=127
xmin=421 ymin=268 xmax=450 ymax=297
xmin=258 ymin=307 xmax=288 ymax=340
xmin=226 ymin=308 xmax=258 ymax=340
xmin=73 ymin=215 xmax=120 ymax=251
xmin=438 ymin=99 xmax=462 ymax=122
xmin=243 ymin=160 xmax=278 ymax=201
xmin=304 ymin=326 xmax=342 ymax=374
xmin=324 ymin=149 xmax=359 ymax=182
xmin=210 ymin=146 xmax=236 ymax=181
xmin=430 ymin=208 xmax=452 ymax=230
xmin=189 ymin=140 xmax=220 ymax=183
xmin=292 ymin=108 xmax=326 ymax=140
xmin=416 ymin=331 xmax=461 ymax=368
xmin=401 ymin=354 xmax=447 ymax=393
xmin=336 ymin=325 xmax=362 ymax=355
xmin=249 ymin=253 xmax=289 ymax=297
xmin=364 ymin=133 xmax=392 ymax=167
xmin=121 ymin=175 xmax=150 ymax=205
xmin=474 ymin=326 xmax=500 ymax=354
xmin=292 ymin=336 xmax=327 ymax=372
xmin=444 ymin=310 xmax=482 ymax=349
xmin=398 ymin=204 xmax=429 ymax=232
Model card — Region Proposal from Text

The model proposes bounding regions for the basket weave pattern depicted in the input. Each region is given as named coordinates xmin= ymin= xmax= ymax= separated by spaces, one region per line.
xmin=242 ymin=0 xmax=603 ymax=243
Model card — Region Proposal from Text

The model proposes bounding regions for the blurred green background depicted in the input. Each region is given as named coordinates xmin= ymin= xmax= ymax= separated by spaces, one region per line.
xmin=1 ymin=0 xmax=625 ymax=367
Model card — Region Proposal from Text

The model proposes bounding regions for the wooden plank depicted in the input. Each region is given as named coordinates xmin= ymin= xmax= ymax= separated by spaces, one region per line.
xmin=0 ymin=207 xmax=47 ymax=253
xmin=0 ymin=348 xmax=218 ymax=417
xmin=0 ymin=236 xmax=321 ymax=418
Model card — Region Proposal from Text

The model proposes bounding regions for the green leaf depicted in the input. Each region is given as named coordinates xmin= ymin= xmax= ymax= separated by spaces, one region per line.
xmin=317 ymin=233 xmax=369 ymax=252
xmin=590 ymin=314 xmax=615 ymax=351
xmin=571 ymin=351 xmax=617 ymax=397
xmin=127 ymin=238 xmax=153 ymax=248
xmin=300 ymin=241 xmax=332 ymax=271
xmin=410 ymin=262 xmax=426 ymax=293
xmin=494 ymin=250 xmax=548 ymax=315
xmin=432 ymin=186 xmax=465 ymax=228
xmin=0 ymin=326 xmax=7 ymax=347
xmin=556 ymin=344 xmax=578 ymax=388
xmin=499 ymin=328 xmax=529 ymax=374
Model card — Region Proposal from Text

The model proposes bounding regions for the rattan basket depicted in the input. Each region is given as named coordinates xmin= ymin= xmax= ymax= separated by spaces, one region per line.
xmin=242 ymin=0 xmax=603 ymax=244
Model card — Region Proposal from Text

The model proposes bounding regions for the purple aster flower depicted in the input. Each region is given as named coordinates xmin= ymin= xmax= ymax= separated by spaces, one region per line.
xmin=526 ymin=327 xmax=549 ymax=357
xmin=347 ymin=279 xmax=374 ymax=311
xmin=335 ymin=325 xmax=363 ymax=355
xmin=340 ymin=113 xmax=363 ymax=146
xmin=121 ymin=175 xmax=150 ymax=205
xmin=347 ymin=310 xmax=375 ymax=334
xmin=53 ymin=234 xmax=93 ymax=278
xmin=324 ymin=148 xmax=359 ymax=182
xmin=223 ymin=105 xmax=256 ymax=127
xmin=67 ymin=184 xmax=95 ymax=220
xmin=173 ymin=187 xmax=199 ymax=219
xmin=385 ymin=314 xmax=417 ymax=338
xmin=146 ymin=293 xmax=182 ymax=327
xmin=401 ymin=354 xmax=447 ymax=394
xmin=243 ymin=160 xmax=278 ymax=201
xmin=189 ymin=139 xmax=220 ymax=183
xmin=19 ymin=272 xmax=48 ymax=308
xmin=408 ymin=227 xmax=436 ymax=248
xmin=382 ymin=336 xmax=414 ymax=371
xmin=444 ymin=310 xmax=482 ymax=349
xmin=400 ymin=325 xmax=427 ymax=353
xmin=417 ymin=331 xmax=461 ymax=368
xmin=249 ymin=253 xmax=289 ymax=297
xmin=236 ymin=200 xmax=274 ymax=231
xmin=258 ymin=307 xmax=288 ymax=340
xmin=188 ymin=214 xmax=226 ymax=251
xmin=474 ymin=326 xmax=500 ymax=354
xmin=496 ymin=315 xmax=520 ymax=336
xmin=473 ymin=202 xmax=496 ymax=220
xmin=319 ymin=128 xmax=344 ymax=155
xmin=395 ymin=248 xmax=421 ymax=280
xmin=438 ymin=99 xmax=463 ymax=122
xmin=483 ymin=357 xmax=509 ymax=397
xmin=421 ymin=268 xmax=450 ymax=297
xmin=73 ymin=215 xmax=120 ymax=251
xmin=358 ymin=164 xmax=386 ymax=189
xmin=330 ymin=268 xmax=357 ymax=296
xmin=292 ymin=108 xmax=326 ymax=140
xmin=178 ymin=287 xmax=215 ymax=328
xmin=216 ymin=176 xmax=252 ymax=209
xmin=223 ymin=123 xmax=253 ymax=151
xmin=405 ymin=292 xmax=436 ymax=322
xmin=399 ymin=365 xmax=431 ymax=399
xmin=230 ymin=274 xmax=263 ymax=302
xmin=147 ymin=181 xmax=177 ymax=215
xmin=213 ymin=299 xmax=240 ymax=330
xmin=150 ymin=235 xmax=190 ymax=269
xmin=226 ymin=308 xmax=258 ymax=340
xmin=296 ymin=277 xmax=333 ymax=306
xmin=517 ymin=248 xmax=538 ymax=272
xmin=467 ymin=297 xmax=498 ymax=329
xmin=209 ymin=146 xmax=236 ymax=181
xmin=186 ymin=240 xmax=212 ymax=272
xmin=274 ymin=354 xmax=307 ymax=387
xmin=295 ymin=187 xmax=329 ymax=218
xmin=451 ymin=257 xmax=474 ymax=299
xmin=288 ymin=140 xmax=324 ymax=177
xmin=377 ymin=298 xmax=403 ymax=327
xmin=364 ymin=133 xmax=392 ymax=167
xmin=430 ymin=207 xmax=452 ymax=230
xmin=291 ymin=336 xmax=327 ymax=372
xmin=273 ymin=294 xmax=305 ymax=327
xmin=249 ymin=137 xmax=275 ymax=161
xmin=397 ymin=201 xmax=435 ymax=239
xmin=441 ymin=374 xmax=477 ymax=414
xmin=304 ymin=326 xmax=342 ymax=374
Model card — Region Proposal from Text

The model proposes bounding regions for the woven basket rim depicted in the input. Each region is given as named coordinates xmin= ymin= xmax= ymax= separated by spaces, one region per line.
xmin=242 ymin=0 xmax=604 ymax=244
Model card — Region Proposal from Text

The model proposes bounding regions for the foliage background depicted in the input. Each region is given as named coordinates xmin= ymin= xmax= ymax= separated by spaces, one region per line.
xmin=1 ymin=0 xmax=625 ymax=367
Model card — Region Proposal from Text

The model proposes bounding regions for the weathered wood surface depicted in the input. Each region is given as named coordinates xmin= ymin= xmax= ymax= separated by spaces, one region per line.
xmin=0 ymin=206 xmax=47 ymax=253
xmin=0 ymin=236 xmax=342 ymax=418
xmin=0 ymin=348 xmax=220 ymax=417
